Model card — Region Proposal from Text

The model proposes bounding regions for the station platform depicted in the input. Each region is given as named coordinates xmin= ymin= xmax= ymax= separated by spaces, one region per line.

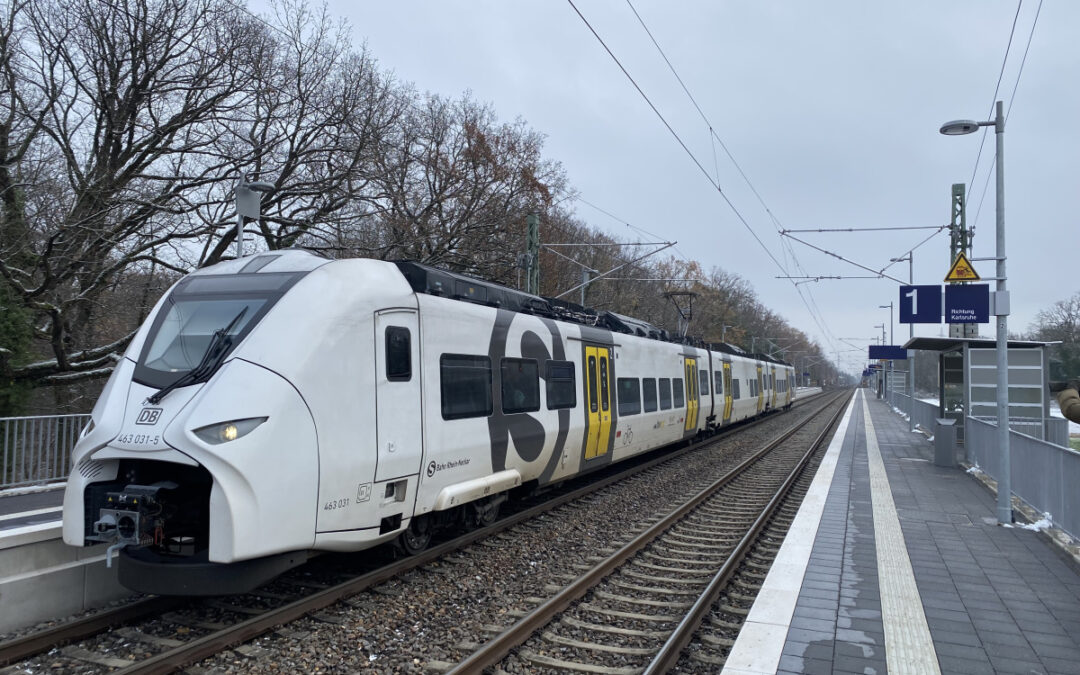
xmin=0 ymin=484 xmax=64 ymax=531
xmin=725 ymin=388 xmax=1080 ymax=675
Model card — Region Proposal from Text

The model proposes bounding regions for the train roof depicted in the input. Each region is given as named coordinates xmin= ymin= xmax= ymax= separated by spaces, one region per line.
xmin=393 ymin=260 xmax=791 ymax=367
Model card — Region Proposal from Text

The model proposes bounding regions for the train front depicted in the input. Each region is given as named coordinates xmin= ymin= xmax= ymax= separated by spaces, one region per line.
xmin=62 ymin=252 xmax=328 ymax=595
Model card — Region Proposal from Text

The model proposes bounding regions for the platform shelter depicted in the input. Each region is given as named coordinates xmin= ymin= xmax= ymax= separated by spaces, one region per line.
xmin=902 ymin=336 xmax=1065 ymax=447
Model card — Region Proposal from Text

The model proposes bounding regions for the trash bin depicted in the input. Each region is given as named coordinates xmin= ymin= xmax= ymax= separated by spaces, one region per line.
xmin=934 ymin=418 xmax=957 ymax=467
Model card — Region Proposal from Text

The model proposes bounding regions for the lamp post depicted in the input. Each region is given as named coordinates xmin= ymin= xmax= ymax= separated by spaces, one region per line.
xmin=879 ymin=302 xmax=894 ymax=403
xmin=874 ymin=323 xmax=886 ymax=398
xmin=892 ymin=254 xmax=915 ymax=432
xmin=941 ymin=100 xmax=1010 ymax=524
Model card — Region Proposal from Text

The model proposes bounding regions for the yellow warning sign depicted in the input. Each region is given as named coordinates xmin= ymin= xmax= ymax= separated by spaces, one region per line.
xmin=944 ymin=252 xmax=980 ymax=282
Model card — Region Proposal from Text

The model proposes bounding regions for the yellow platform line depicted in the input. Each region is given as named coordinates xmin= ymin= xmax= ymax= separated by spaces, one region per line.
xmin=862 ymin=394 xmax=941 ymax=674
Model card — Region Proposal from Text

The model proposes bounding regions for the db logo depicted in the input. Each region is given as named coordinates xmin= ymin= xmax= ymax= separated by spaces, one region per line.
xmin=136 ymin=408 xmax=163 ymax=425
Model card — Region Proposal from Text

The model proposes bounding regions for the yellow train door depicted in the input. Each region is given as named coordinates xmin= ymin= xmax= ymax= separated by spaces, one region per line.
xmin=684 ymin=358 xmax=698 ymax=431
xmin=756 ymin=364 xmax=764 ymax=414
xmin=584 ymin=346 xmax=613 ymax=459
xmin=722 ymin=362 xmax=733 ymax=423
xmin=770 ymin=366 xmax=778 ymax=409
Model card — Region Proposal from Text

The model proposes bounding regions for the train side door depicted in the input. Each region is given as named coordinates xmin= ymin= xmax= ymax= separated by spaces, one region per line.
xmin=684 ymin=358 xmax=698 ymax=431
xmin=374 ymin=310 xmax=423 ymax=482
xmin=584 ymin=345 xmax=613 ymax=459
xmin=755 ymin=364 xmax=764 ymax=414
xmin=770 ymin=366 xmax=778 ymax=409
xmin=722 ymin=362 xmax=733 ymax=423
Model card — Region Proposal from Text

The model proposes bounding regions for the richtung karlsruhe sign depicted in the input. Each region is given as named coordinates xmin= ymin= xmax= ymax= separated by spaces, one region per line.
xmin=944 ymin=284 xmax=990 ymax=323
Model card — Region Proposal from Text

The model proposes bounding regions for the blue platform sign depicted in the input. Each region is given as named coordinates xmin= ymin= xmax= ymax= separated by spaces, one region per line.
xmin=869 ymin=345 xmax=908 ymax=360
xmin=945 ymin=284 xmax=990 ymax=323
xmin=899 ymin=285 xmax=942 ymax=323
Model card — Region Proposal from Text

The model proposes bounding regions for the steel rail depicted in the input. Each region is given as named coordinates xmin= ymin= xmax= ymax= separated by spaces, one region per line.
xmin=644 ymin=391 xmax=850 ymax=673
xmin=446 ymin=391 xmax=847 ymax=674
xmin=0 ymin=596 xmax=186 ymax=666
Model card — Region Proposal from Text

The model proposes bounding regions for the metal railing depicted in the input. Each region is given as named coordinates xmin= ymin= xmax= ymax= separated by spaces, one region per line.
xmin=1 ymin=414 xmax=89 ymax=490
xmin=966 ymin=416 xmax=1080 ymax=541
xmin=885 ymin=392 xmax=940 ymax=437
xmin=969 ymin=415 xmax=1069 ymax=448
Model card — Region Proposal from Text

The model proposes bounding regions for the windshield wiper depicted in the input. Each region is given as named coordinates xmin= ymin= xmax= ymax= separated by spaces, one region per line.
xmin=147 ymin=307 xmax=248 ymax=405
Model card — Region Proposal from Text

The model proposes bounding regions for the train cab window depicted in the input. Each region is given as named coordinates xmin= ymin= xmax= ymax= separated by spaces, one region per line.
xmin=673 ymin=378 xmax=685 ymax=408
xmin=658 ymin=378 xmax=672 ymax=410
xmin=501 ymin=358 xmax=540 ymax=414
xmin=714 ymin=371 xmax=723 ymax=396
xmin=546 ymin=360 xmax=576 ymax=410
xmin=699 ymin=370 xmax=709 ymax=396
xmin=385 ymin=326 xmax=411 ymax=381
xmin=732 ymin=379 xmax=741 ymax=399
xmin=617 ymin=378 xmax=640 ymax=416
xmin=642 ymin=378 xmax=658 ymax=412
xmin=440 ymin=354 xmax=492 ymax=420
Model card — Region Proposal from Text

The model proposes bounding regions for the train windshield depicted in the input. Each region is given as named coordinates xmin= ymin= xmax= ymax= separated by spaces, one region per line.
xmin=133 ymin=272 xmax=305 ymax=388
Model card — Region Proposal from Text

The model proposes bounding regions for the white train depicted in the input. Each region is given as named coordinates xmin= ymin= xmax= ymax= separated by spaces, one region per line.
xmin=63 ymin=251 xmax=794 ymax=594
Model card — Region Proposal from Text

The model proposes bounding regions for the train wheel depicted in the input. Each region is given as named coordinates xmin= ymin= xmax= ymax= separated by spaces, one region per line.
xmin=395 ymin=515 xmax=432 ymax=556
xmin=470 ymin=496 xmax=501 ymax=529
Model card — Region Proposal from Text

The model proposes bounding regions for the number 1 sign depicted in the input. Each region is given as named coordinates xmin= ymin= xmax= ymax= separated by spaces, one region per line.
xmin=899 ymin=285 xmax=942 ymax=323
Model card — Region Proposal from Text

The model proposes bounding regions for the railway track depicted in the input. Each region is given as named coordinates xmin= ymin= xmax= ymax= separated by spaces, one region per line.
xmin=0 ymin=391 xmax=835 ymax=674
xmin=455 ymin=390 xmax=848 ymax=674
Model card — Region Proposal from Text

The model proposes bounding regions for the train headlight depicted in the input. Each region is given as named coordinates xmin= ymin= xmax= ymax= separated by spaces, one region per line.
xmin=193 ymin=417 xmax=268 ymax=445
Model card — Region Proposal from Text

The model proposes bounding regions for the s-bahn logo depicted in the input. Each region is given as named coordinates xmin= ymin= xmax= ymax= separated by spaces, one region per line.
xmin=136 ymin=408 xmax=163 ymax=425
xmin=427 ymin=458 xmax=471 ymax=477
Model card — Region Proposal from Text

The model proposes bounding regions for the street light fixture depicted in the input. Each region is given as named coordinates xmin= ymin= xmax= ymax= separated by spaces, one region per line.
xmin=941 ymin=100 xmax=1011 ymax=524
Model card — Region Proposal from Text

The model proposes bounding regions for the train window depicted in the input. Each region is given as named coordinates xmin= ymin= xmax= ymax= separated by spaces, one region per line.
xmin=642 ymin=378 xmax=657 ymax=412
xmin=673 ymin=378 xmax=685 ymax=408
xmin=617 ymin=378 xmax=640 ymax=416
xmin=599 ymin=357 xmax=610 ymax=412
xmin=658 ymin=378 xmax=672 ymax=410
xmin=385 ymin=326 xmax=411 ymax=382
xmin=440 ymin=354 xmax=492 ymax=420
xmin=587 ymin=356 xmax=598 ymax=413
xmin=501 ymin=358 xmax=540 ymax=414
xmin=546 ymin=360 xmax=576 ymax=410
xmin=699 ymin=370 xmax=709 ymax=396
xmin=714 ymin=371 xmax=723 ymax=395
xmin=732 ymin=379 xmax=741 ymax=399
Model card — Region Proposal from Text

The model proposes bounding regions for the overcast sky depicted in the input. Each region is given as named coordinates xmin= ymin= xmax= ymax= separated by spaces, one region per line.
xmin=271 ymin=1 xmax=1076 ymax=374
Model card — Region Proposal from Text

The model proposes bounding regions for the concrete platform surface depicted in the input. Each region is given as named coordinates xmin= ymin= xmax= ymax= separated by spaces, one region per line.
xmin=725 ymin=388 xmax=1080 ymax=675
xmin=0 ymin=484 xmax=64 ymax=531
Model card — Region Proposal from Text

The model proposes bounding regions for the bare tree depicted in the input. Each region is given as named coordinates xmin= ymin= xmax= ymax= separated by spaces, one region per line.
xmin=1029 ymin=291 xmax=1080 ymax=379
xmin=372 ymin=93 xmax=565 ymax=278
xmin=0 ymin=0 xmax=259 ymax=386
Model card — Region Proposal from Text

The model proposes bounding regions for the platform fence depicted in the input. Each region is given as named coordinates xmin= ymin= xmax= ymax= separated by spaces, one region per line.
xmin=966 ymin=415 xmax=1080 ymax=541
xmin=0 ymin=414 xmax=89 ymax=490
xmin=886 ymin=393 xmax=941 ymax=436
